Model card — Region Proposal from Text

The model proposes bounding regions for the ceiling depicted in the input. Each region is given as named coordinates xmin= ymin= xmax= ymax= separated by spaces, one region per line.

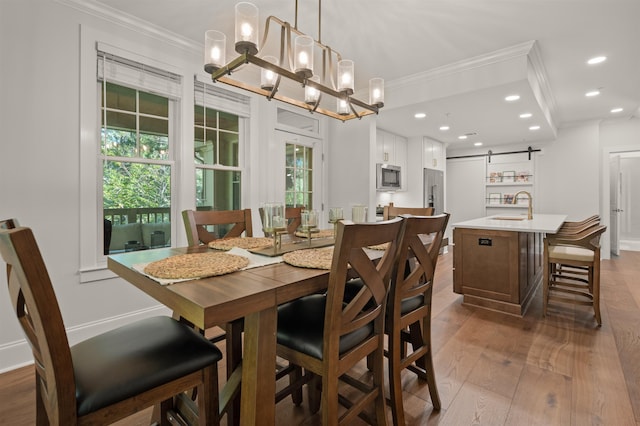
xmin=91 ymin=0 xmax=640 ymax=152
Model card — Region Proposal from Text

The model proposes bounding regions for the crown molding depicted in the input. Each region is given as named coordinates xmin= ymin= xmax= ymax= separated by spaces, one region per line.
xmin=54 ymin=0 xmax=201 ymax=55
xmin=387 ymin=41 xmax=537 ymax=89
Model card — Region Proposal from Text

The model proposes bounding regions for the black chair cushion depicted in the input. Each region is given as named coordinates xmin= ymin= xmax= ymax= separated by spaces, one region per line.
xmin=71 ymin=316 xmax=222 ymax=416
xmin=345 ymin=278 xmax=424 ymax=314
xmin=277 ymin=294 xmax=373 ymax=360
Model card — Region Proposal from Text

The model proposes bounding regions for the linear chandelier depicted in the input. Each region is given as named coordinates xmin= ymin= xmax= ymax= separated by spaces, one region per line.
xmin=204 ymin=0 xmax=384 ymax=121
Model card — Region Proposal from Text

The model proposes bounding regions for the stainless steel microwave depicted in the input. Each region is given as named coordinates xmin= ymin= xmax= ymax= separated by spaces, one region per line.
xmin=376 ymin=163 xmax=401 ymax=191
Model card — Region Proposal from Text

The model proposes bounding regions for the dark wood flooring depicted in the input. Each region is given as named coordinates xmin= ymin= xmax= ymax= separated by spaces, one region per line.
xmin=1 ymin=249 xmax=639 ymax=425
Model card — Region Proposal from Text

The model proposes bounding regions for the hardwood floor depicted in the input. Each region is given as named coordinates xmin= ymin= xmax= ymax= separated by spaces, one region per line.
xmin=1 ymin=249 xmax=639 ymax=425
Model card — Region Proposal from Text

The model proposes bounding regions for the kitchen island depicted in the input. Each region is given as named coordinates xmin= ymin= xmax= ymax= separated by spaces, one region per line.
xmin=452 ymin=214 xmax=566 ymax=316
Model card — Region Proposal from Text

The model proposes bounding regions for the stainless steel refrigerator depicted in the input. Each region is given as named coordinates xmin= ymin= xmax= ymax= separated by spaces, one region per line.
xmin=424 ymin=168 xmax=444 ymax=214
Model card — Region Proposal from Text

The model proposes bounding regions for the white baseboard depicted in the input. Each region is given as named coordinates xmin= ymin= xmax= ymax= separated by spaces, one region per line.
xmin=0 ymin=305 xmax=170 ymax=374
xmin=620 ymin=240 xmax=640 ymax=252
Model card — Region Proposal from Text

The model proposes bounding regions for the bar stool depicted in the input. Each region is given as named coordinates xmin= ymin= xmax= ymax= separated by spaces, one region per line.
xmin=543 ymin=224 xmax=607 ymax=325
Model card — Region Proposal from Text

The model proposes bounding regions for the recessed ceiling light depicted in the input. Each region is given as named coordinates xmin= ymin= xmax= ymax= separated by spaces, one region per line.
xmin=587 ymin=56 xmax=607 ymax=65
xmin=610 ymin=107 xmax=623 ymax=113
xmin=458 ymin=135 xmax=468 ymax=140
xmin=529 ymin=125 xmax=540 ymax=131
xmin=505 ymin=94 xmax=520 ymax=102
xmin=585 ymin=90 xmax=600 ymax=97
xmin=439 ymin=125 xmax=450 ymax=131
xmin=519 ymin=113 xmax=532 ymax=119
xmin=414 ymin=112 xmax=426 ymax=119
xmin=474 ymin=142 xmax=483 ymax=146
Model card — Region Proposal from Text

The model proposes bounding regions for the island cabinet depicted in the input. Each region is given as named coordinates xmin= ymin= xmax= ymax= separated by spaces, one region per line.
xmin=453 ymin=228 xmax=542 ymax=316
xmin=452 ymin=214 xmax=566 ymax=316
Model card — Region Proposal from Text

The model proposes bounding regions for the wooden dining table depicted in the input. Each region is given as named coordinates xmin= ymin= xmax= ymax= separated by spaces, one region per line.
xmin=108 ymin=244 xmax=333 ymax=426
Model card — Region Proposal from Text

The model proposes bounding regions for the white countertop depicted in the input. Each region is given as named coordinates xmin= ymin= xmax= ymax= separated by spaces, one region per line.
xmin=452 ymin=214 xmax=567 ymax=233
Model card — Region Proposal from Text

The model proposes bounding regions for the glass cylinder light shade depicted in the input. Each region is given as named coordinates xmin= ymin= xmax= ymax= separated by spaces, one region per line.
xmin=204 ymin=30 xmax=226 ymax=73
xmin=369 ymin=77 xmax=384 ymax=107
xmin=337 ymin=98 xmax=350 ymax=115
xmin=262 ymin=202 xmax=285 ymax=232
xmin=294 ymin=35 xmax=314 ymax=78
xmin=260 ymin=56 xmax=279 ymax=90
xmin=235 ymin=2 xmax=259 ymax=55
xmin=305 ymin=75 xmax=321 ymax=104
xmin=337 ymin=59 xmax=354 ymax=94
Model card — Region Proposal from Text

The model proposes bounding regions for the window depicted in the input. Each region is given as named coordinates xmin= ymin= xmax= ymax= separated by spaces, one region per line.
xmin=194 ymin=82 xmax=245 ymax=229
xmin=285 ymin=143 xmax=314 ymax=208
xmin=98 ymin=53 xmax=180 ymax=254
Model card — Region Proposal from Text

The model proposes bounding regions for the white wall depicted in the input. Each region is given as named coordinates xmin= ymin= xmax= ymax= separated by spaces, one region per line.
xmin=327 ymin=119 xmax=375 ymax=221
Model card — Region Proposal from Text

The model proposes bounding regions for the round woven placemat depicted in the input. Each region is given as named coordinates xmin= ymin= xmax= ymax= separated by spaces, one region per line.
xmin=368 ymin=242 xmax=390 ymax=250
xmin=144 ymin=252 xmax=249 ymax=279
xmin=283 ymin=246 xmax=334 ymax=270
xmin=294 ymin=229 xmax=334 ymax=239
xmin=208 ymin=237 xmax=273 ymax=251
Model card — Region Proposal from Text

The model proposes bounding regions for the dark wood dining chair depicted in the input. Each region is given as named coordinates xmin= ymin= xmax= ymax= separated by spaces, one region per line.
xmin=386 ymin=213 xmax=449 ymax=425
xmin=383 ymin=202 xmax=434 ymax=220
xmin=259 ymin=206 xmax=303 ymax=236
xmin=0 ymin=219 xmax=222 ymax=425
xmin=182 ymin=208 xmax=253 ymax=245
xmin=276 ymin=217 xmax=404 ymax=425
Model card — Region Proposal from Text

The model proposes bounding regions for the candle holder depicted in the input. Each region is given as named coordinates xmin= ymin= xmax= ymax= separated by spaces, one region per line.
xmin=262 ymin=202 xmax=286 ymax=252
xmin=328 ymin=207 xmax=344 ymax=236
xmin=301 ymin=210 xmax=319 ymax=246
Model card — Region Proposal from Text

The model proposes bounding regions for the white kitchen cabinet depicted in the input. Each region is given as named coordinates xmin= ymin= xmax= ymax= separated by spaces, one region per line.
xmin=375 ymin=128 xmax=407 ymax=190
xmin=484 ymin=152 xmax=536 ymax=216
xmin=423 ymin=137 xmax=444 ymax=170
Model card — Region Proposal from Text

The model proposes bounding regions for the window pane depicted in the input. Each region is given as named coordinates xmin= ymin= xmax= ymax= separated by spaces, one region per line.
xmin=140 ymin=116 xmax=169 ymax=160
xmin=285 ymin=142 xmax=313 ymax=209
xmin=103 ymin=160 xmax=171 ymax=253
xmin=196 ymin=168 xmax=241 ymax=211
xmin=104 ymin=82 xmax=135 ymax=112
xmin=104 ymin=110 xmax=136 ymax=132
xmin=219 ymin=131 xmax=238 ymax=166
xmin=102 ymin=127 xmax=137 ymax=157
xmin=219 ymin=111 xmax=239 ymax=132
xmin=139 ymin=91 xmax=168 ymax=117
xmin=205 ymin=107 xmax=218 ymax=128
xmin=285 ymin=144 xmax=295 ymax=167
xmin=194 ymin=105 xmax=205 ymax=127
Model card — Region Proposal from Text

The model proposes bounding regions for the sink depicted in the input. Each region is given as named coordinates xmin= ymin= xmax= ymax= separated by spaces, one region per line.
xmin=492 ymin=216 xmax=528 ymax=221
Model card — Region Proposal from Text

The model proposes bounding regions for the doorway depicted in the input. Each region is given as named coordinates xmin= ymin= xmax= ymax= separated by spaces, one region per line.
xmin=609 ymin=151 xmax=640 ymax=255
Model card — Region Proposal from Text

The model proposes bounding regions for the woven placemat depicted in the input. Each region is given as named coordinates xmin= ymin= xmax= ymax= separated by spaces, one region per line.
xmin=208 ymin=237 xmax=273 ymax=251
xmin=283 ymin=246 xmax=334 ymax=270
xmin=368 ymin=242 xmax=390 ymax=250
xmin=294 ymin=229 xmax=334 ymax=239
xmin=144 ymin=252 xmax=249 ymax=279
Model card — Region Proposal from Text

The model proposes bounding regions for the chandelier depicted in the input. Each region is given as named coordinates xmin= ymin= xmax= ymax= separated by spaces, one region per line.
xmin=204 ymin=1 xmax=384 ymax=121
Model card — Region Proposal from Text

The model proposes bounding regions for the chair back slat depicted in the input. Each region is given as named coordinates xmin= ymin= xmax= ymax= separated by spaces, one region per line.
xmin=182 ymin=209 xmax=253 ymax=246
xmin=390 ymin=214 xmax=450 ymax=323
xmin=0 ymin=222 xmax=76 ymax=423
xmin=383 ymin=203 xmax=434 ymax=220
xmin=324 ymin=217 xmax=404 ymax=358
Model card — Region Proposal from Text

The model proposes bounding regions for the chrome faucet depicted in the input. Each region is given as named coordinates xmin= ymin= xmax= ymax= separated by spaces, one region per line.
xmin=513 ymin=190 xmax=533 ymax=220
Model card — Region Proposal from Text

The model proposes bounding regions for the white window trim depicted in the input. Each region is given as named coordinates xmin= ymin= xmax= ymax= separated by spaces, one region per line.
xmin=80 ymin=26 xmax=254 ymax=283
xmin=79 ymin=25 xmax=188 ymax=283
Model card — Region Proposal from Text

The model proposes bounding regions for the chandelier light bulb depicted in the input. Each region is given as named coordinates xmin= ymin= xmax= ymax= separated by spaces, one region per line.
xmin=260 ymin=56 xmax=279 ymax=90
xmin=369 ymin=78 xmax=384 ymax=107
xmin=305 ymin=75 xmax=321 ymax=104
xmin=337 ymin=98 xmax=350 ymax=115
xmin=337 ymin=60 xmax=354 ymax=94
xmin=234 ymin=2 xmax=259 ymax=55
xmin=294 ymin=35 xmax=314 ymax=78
xmin=204 ymin=30 xmax=226 ymax=73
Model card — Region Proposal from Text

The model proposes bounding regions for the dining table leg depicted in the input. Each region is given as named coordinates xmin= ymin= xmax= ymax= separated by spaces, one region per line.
xmin=240 ymin=307 xmax=277 ymax=426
